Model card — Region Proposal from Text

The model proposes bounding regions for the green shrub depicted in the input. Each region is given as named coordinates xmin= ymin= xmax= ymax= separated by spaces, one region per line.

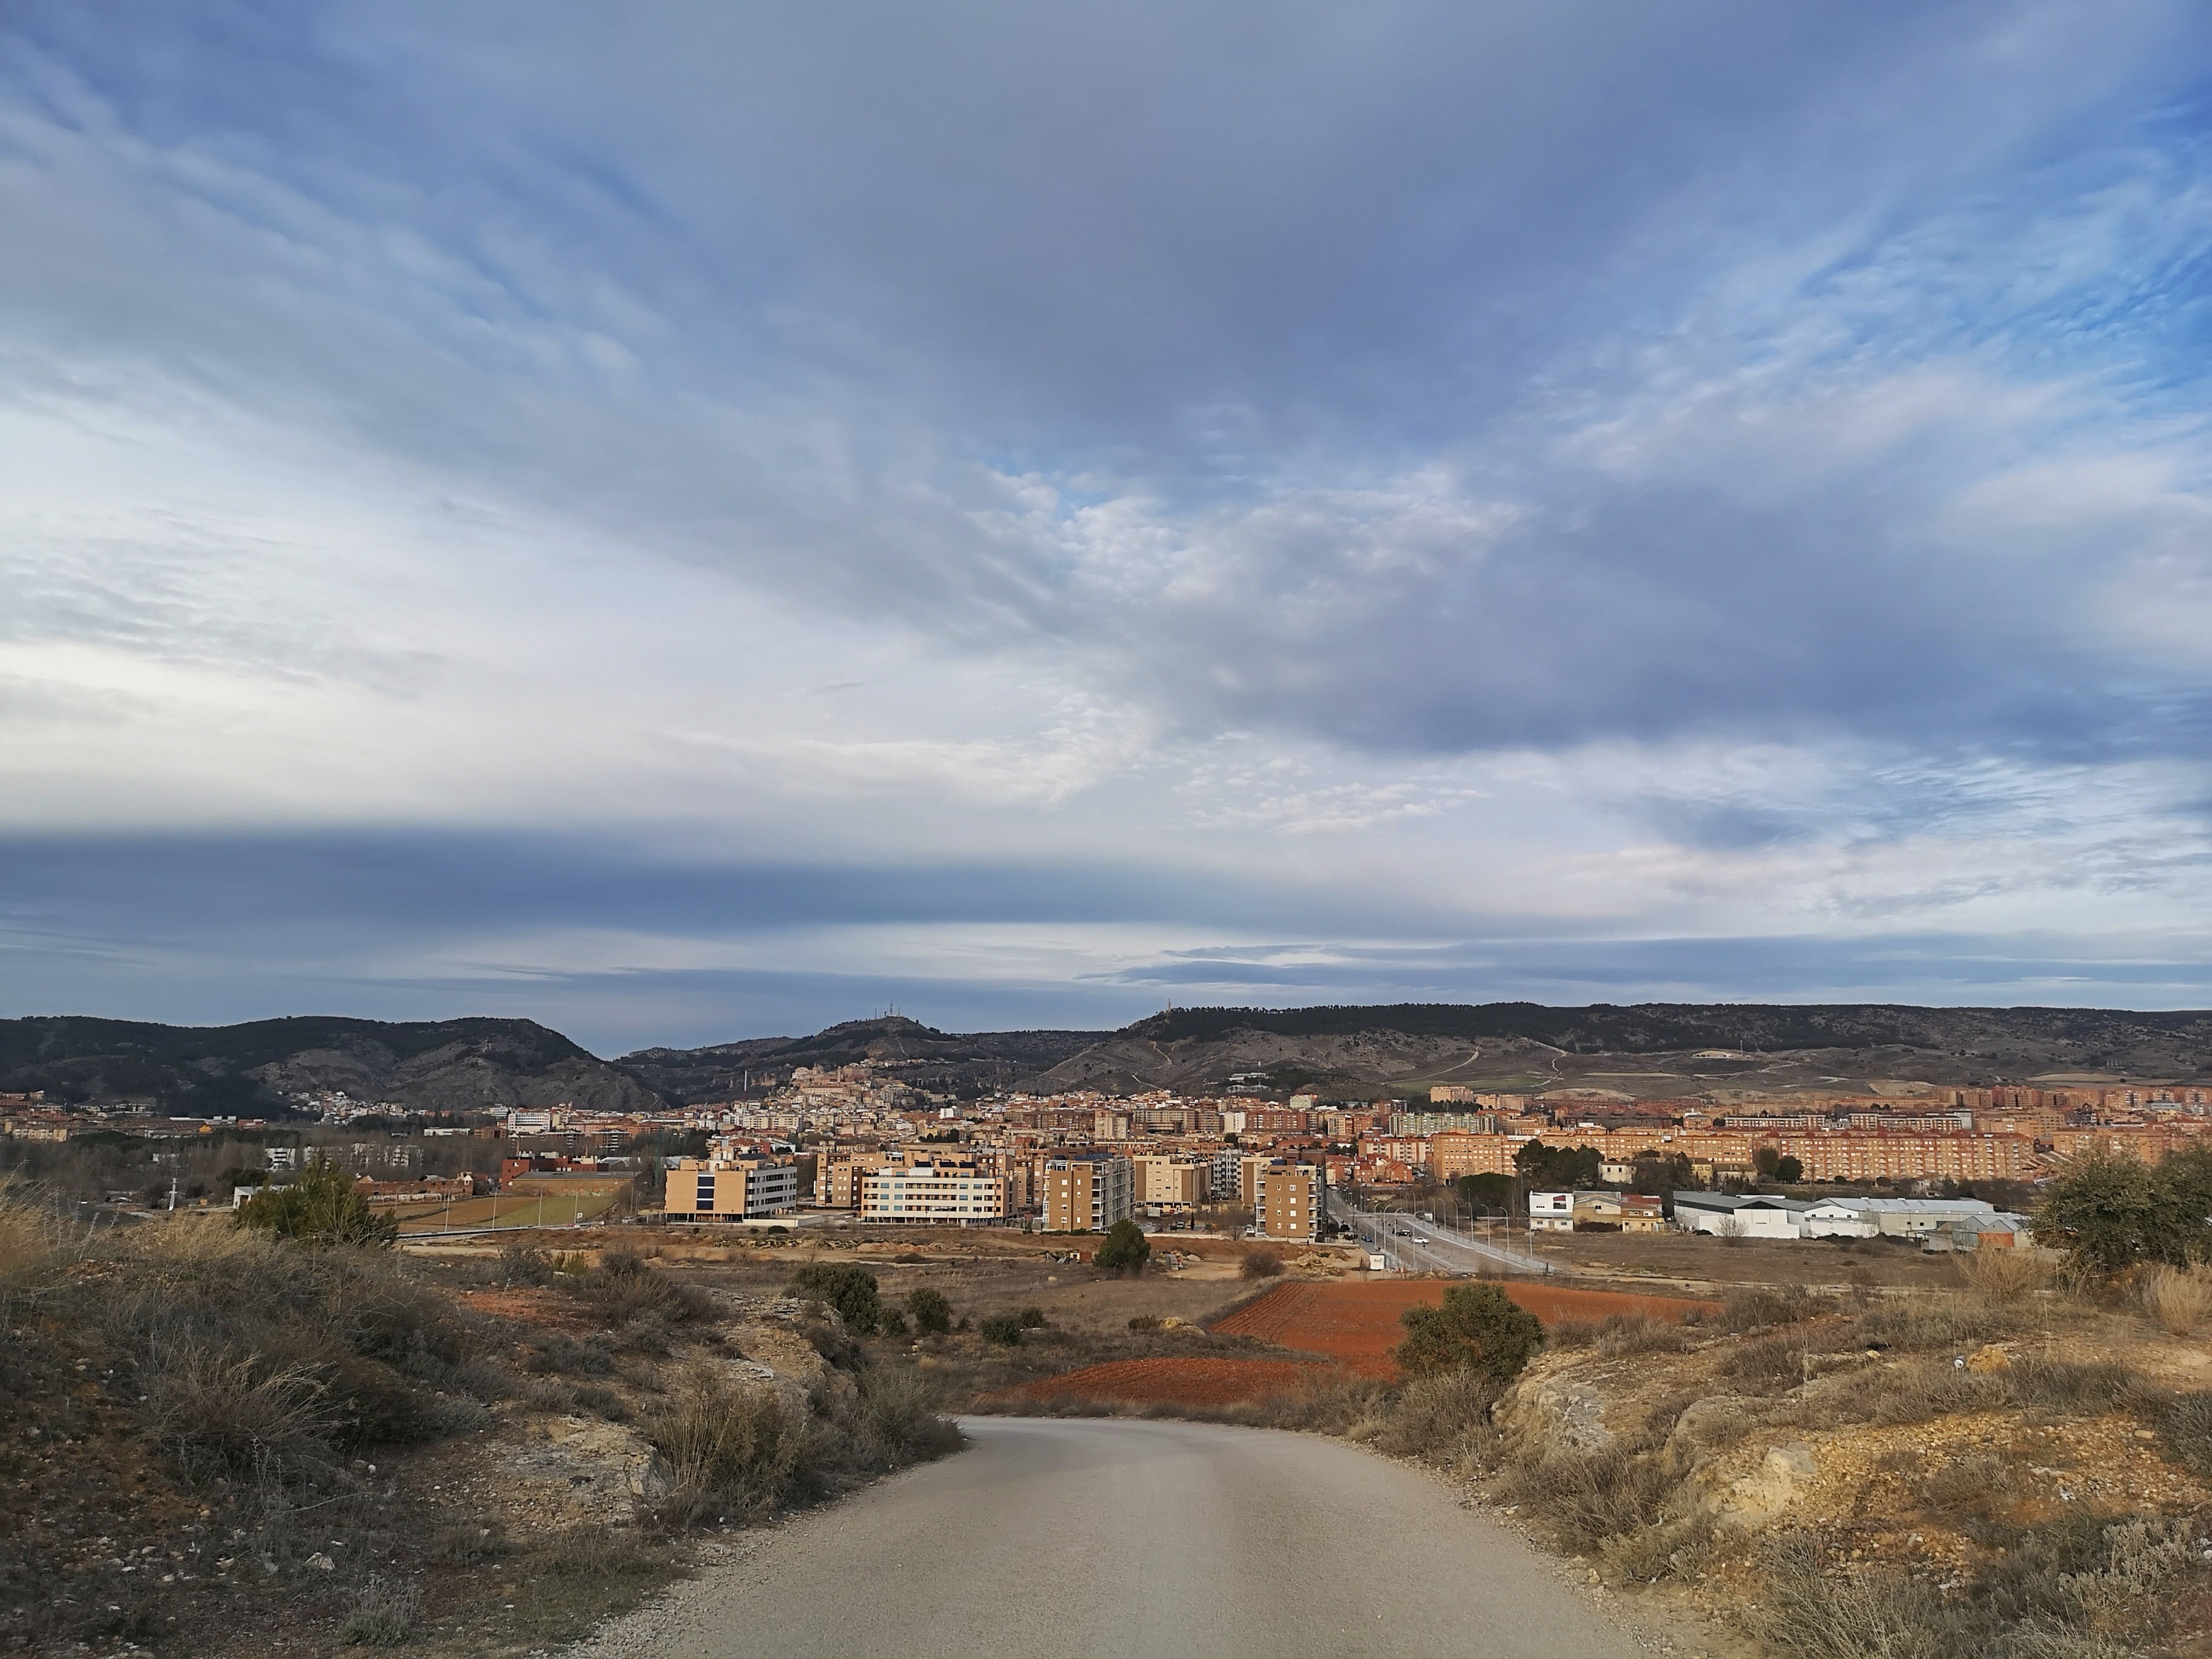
xmin=234 ymin=1158 xmax=397 ymax=1247
xmin=979 ymin=1313 xmax=1025 ymax=1346
xmin=1016 ymin=1305 xmax=1047 ymax=1330
xmin=906 ymin=1287 xmax=953 ymax=1334
xmin=789 ymin=1262 xmax=883 ymax=1334
xmin=2039 ymin=1146 xmax=2212 ymax=1275
xmin=1392 ymin=1283 xmax=1543 ymax=1382
xmin=1093 ymin=1219 xmax=1150 ymax=1273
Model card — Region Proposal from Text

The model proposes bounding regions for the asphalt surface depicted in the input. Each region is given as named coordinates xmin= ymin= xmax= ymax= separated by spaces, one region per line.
xmin=1332 ymin=1193 xmax=1557 ymax=1276
xmin=625 ymin=1416 xmax=1646 ymax=1659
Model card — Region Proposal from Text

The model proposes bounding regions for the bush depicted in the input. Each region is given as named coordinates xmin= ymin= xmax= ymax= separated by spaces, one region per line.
xmin=905 ymin=1287 xmax=953 ymax=1335
xmin=1016 ymin=1306 xmax=1047 ymax=1330
xmin=1367 ymin=1367 xmax=1502 ymax=1462
xmin=979 ymin=1313 xmax=1025 ymax=1347
xmin=2039 ymin=1147 xmax=2212 ymax=1275
xmin=1240 ymin=1248 xmax=1285 ymax=1281
xmin=1093 ymin=1219 xmax=1150 ymax=1274
xmin=338 ymin=1576 xmax=421 ymax=1647
xmin=789 ymin=1262 xmax=883 ymax=1334
xmin=2140 ymin=1264 xmax=2212 ymax=1335
xmin=1392 ymin=1283 xmax=1543 ymax=1382
xmin=1954 ymin=1247 xmax=2054 ymax=1303
xmin=640 ymin=1367 xmax=808 ymax=1522
xmin=234 ymin=1158 xmax=397 ymax=1247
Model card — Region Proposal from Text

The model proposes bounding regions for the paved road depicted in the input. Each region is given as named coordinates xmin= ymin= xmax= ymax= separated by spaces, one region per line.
xmin=625 ymin=1417 xmax=1643 ymax=1659
xmin=1332 ymin=1193 xmax=1558 ymax=1277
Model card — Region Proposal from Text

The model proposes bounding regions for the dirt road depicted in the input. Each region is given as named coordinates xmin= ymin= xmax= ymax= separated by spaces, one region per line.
xmin=593 ymin=1416 xmax=1647 ymax=1659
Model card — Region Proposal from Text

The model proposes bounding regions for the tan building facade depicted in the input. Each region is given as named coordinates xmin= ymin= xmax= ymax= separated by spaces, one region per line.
xmin=1256 ymin=1162 xmax=1321 ymax=1242
xmin=1131 ymin=1155 xmax=1207 ymax=1210
xmin=859 ymin=1158 xmax=1010 ymax=1225
xmin=1043 ymin=1153 xmax=1134 ymax=1233
xmin=664 ymin=1156 xmax=801 ymax=1222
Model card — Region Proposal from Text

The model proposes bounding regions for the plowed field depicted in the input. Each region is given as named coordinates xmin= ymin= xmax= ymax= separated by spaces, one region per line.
xmin=1004 ymin=1357 xmax=1322 ymax=1407
xmin=1214 ymin=1280 xmax=1721 ymax=1377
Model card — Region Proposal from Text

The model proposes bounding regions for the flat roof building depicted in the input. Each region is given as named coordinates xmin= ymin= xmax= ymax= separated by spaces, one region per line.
xmin=1044 ymin=1152 xmax=1134 ymax=1234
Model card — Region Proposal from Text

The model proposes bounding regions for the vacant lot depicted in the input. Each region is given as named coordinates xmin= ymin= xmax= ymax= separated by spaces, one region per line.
xmin=391 ymin=1181 xmax=629 ymax=1233
xmin=1216 ymin=1279 xmax=1719 ymax=1376
xmin=1540 ymin=1227 xmax=1967 ymax=1289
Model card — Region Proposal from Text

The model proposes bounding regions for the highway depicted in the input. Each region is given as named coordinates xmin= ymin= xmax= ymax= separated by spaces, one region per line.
xmin=1328 ymin=1191 xmax=1558 ymax=1276
xmin=600 ymin=1416 xmax=1642 ymax=1659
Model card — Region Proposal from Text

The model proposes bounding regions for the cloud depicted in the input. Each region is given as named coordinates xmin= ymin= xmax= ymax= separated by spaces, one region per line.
xmin=3 ymin=4 xmax=2212 ymax=1037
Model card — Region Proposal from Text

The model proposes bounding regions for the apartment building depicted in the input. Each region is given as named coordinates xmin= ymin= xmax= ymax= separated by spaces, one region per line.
xmin=816 ymin=1148 xmax=900 ymax=1208
xmin=1043 ymin=1152 xmax=1134 ymax=1233
xmin=1131 ymin=1154 xmax=1208 ymax=1212
xmin=663 ymin=1156 xmax=801 ymax=1222
xmin=1255 ymin=1161 xmax=1321 ymax=1241
xmin=859 ymin=1158 xmax=1010 ymax=1226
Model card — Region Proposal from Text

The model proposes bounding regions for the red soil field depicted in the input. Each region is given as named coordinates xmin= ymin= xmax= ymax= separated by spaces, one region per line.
xmin=1214 ymin=1280 xmax=1721 ymax=1378
xmin=1004 ymin=1356 xmax=1322 ymax=1408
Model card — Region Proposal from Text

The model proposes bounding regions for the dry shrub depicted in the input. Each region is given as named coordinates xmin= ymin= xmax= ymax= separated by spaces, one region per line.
xmin=2139 ymin=1265 xmax=2212 ymax=1336
xmin=1493 ymin=1442 xmax=1683 ymax=1553
xmin=1721 ymin=1333 xmax=1808 ymax=1390
xmin=1849 ymin=1293 xmax=2018 ymax=1353
xmin=337 ymin=1575 xmax=421 ymax=1647
xmin=1240 ymin=1248 xmax=1285 ymax=1281
xmin=1365 ymin=1368 xmax=1502 ymax=1463
xmin=2160 ymin=1391 xmax=2212 ymax=1477
xmin=1752 ymin=1514 xmax=2208 ymax=1659
xmin=1597 ymin=1313 xmax=1693 ymax=1356
xmin=1713 ymin=1285 xmax=1827 ymax=1332
xmin=0 ymin=1184 xmax=83 ymax=1304
xmin=830 ymin=1362 xmax=964 ymax=1472
xmin=1956 ymin=1247 xmax=2056 ymax=1304
xmin=641 ymin=1367 xmax=808 ymax=1523
xmin=141 ymin=1345 xmax=339 ymax=1487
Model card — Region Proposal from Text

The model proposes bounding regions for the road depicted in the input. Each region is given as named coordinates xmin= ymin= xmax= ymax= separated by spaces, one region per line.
xmin=614 ymin=1416 xmax=1643 ymax=1659
xmin=1330 ymin=1191 xmax=1558 ymax=1277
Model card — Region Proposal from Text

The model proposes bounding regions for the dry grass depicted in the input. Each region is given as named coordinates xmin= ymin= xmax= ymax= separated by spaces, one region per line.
xmin=337 ymin=1575 xmax=422 ymax=1647
xmin=1955 ymin=1247 xmax=2058 ymax=1303
xmin=2139 ymin=1264 xmax=2212 ymax=1336
xmin=640 ymin=1367 xmax=808 ymax=1523
xmin=1750 ymin=1515 xmax=2212 ymax=1659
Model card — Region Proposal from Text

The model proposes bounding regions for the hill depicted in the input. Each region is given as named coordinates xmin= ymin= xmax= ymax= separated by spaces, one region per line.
xmin=1026 ymin=1002 xmax=2212 ymax=1097
xmin=0 ymin=1014 xmax=663 ymax=1117
xmin=615 ymin=1016 xmax=1099 ymax=1103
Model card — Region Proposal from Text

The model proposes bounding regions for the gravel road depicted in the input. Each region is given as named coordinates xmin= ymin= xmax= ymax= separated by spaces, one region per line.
xmin=571 ymin=1415 xmax=1652 ymax=1659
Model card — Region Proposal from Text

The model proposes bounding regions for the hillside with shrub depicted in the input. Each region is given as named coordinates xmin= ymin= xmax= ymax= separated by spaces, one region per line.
xmin=0 ymin=1191 xmax=957 ymax=1657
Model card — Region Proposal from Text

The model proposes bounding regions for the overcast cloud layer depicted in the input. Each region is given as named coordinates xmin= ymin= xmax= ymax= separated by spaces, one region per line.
xmin=6 ymin=3 xmax=2212 ymax=1051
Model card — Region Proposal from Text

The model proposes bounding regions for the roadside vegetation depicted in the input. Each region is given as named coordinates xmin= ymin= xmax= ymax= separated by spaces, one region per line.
xmin=0 ymin=1185 xmax=959 ymax=1657
xmin=940 ymin=1150 xmax=2212 ymax=1658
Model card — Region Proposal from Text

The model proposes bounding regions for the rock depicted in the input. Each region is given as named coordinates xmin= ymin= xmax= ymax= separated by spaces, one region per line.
xmin=509 ymin=1417 xmax=672 ymax=1521
xmin=303 ymin=1553 xmax=335 ymax=1572
xmin=1966 ymin=1345 xmax=2011 ymax=1373
xmin=1698 ymin=1441 xmax=1818 ymax=1532
xmin=1495 ymin=1362 xmax=1612 ymax=1455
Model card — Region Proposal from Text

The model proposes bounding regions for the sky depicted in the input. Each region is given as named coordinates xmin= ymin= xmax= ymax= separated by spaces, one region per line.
xmin=7 ymin=3 xmax=2212 ymax=1054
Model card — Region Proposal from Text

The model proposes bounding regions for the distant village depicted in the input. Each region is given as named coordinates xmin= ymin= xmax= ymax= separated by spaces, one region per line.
xmin=7 ymin=1061 xmax=2207 ymax=1250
